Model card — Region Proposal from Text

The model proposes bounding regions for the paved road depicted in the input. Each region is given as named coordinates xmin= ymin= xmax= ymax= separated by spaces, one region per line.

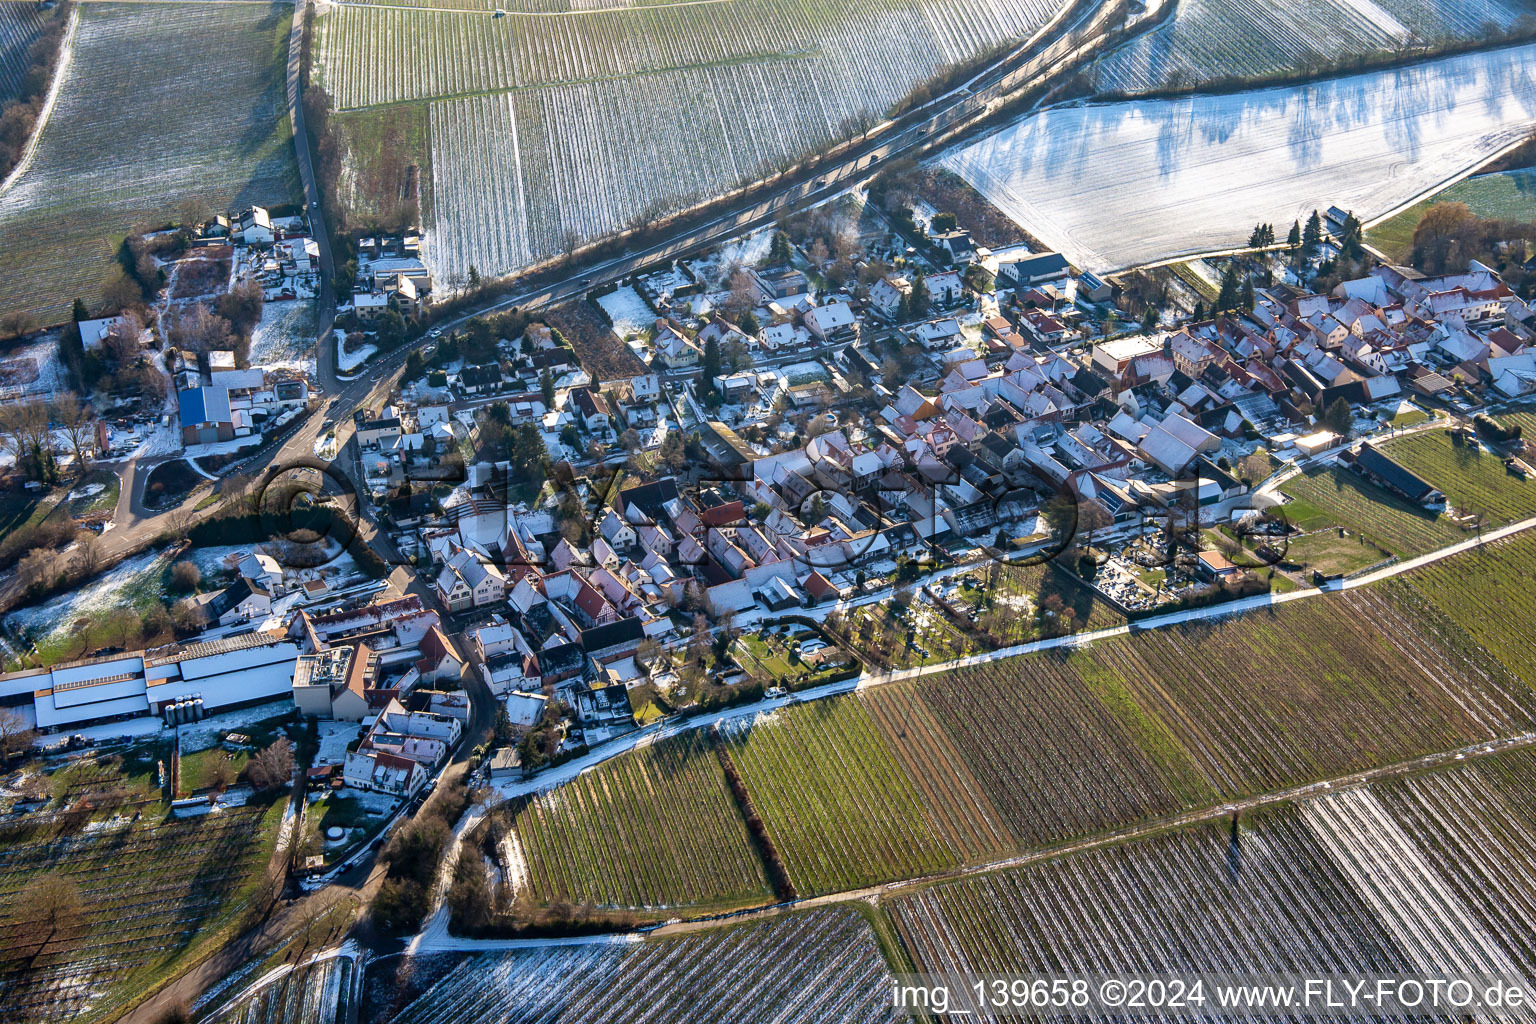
xmin=286 ymin=0 xmax=338 ymax=390
xmin=416 ymin=0 xmax=1153 ymax=339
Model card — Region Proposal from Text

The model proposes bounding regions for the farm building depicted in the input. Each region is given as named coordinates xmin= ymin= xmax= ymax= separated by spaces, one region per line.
xmin=179 ymin=385 xmax=236 ymax=444
xmin=1345 ymin=442 xmax=1446 ymax=508
xmin=0 ymin=632 xmax=301 ymax=734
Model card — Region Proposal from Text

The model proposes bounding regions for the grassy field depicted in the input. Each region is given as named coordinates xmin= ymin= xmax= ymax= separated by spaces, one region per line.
xmin=1368 ymin=167 xmax=1536 ymax=260
xmin=503 ymin=730 xmax=771 ymax=912
xmin=1278 ymin=464 xmax=1464 ymax=554
xmin=1382 ymin=428 xmax=1536 ymax=524
xmin=1280 ymin=527 xmax=1391 ymax=575
xmin=724 ymin=700 xmax=961 ymax=895
xmin=0 ymin=762 xmax=286 ymax=1024
xmin=0 ymin=1 xmax=299 ymax=325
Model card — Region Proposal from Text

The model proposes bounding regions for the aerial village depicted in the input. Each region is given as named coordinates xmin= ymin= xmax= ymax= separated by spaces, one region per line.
xmin=0 ymin=181 xmax=1533 ymax=877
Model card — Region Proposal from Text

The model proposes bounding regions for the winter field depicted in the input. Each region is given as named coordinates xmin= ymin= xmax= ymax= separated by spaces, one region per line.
xmin=470 ymin=535 xmax=1536 ymax=916
xmin=0 ymin=797 xmax=286 ymax=1024
xmin=0 ymin=1 xmax=299 ymax=325
xmin=887 ymin=747 xmax=1536 ymax=1020
xmin=312 ymin=0 xmax=1065 ymax=283
xmin=0 ymin=0 xmax=48 ymax=103
xmin=942 ymin=42 xmax=1536 ymax=271
xmin=250 ymin=300 xmax=319 ymax=376
xmin=1091 ymin=0 xmax=1536 ymax=94
xmin=376 ymin=908 xmax=901 ymax=1024
xmin=206 ymin=953 xmax=353 ymax=1024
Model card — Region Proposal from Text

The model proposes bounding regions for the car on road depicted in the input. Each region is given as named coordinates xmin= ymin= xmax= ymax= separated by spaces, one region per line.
xmin=429 ymin=327 xmax=442 ymax=338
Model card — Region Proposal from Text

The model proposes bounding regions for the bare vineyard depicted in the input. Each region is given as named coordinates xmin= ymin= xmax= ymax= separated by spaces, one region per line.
xmin=314 ymin=0 xmax=1062 ymax=281
xmin=890 ymin=749 xmax=1536 ymax=1022
xmin=723 ymin=701 xmax=961 ymax=896
xmin=1092 ymin=0 xmax=1534 ymax=94
xmin=386 ymin=908 xmax=902 ymax=1024
xmin=503 ymin=730 xmax=771 ymax=911
xmin=0 ymin=803 xmax=285 ymax=1024
xmin=0 ymin=0 xmax=48 ymax=102
xmin=208 ymin=954 xmax=354 ymax=1024
xmin=0 ymin=1 xmax=299 ymax=323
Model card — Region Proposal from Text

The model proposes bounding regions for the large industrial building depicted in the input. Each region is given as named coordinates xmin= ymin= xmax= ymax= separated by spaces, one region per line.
xmin=0 ymin=632 xmax=301 ymax=734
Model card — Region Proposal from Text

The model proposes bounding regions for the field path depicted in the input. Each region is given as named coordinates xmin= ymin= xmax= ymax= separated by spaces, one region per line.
xmin=0 ymin=3 xmax=77 ymax=197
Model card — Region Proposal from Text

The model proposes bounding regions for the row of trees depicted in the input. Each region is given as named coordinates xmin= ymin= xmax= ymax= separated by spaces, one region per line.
xmin=0 ymin=393 xmax=94 ymax=485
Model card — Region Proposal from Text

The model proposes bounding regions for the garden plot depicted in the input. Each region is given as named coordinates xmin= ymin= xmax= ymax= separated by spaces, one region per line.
xmin=250 ymin=301 xmax=319 ymax=376
xmin=942 ymin=43 xmax=1536 ymax=271
xmin=1092 ymin=0 xmax=1534 ymax=95
xmin=383 ymin=907 xmax=901 ymax=1024
xmin=0 ymin=333 xmax=67 ymax=402
xmin=0 ymin=2 xmax=299 ymax=325
xmin=595 ymin=285 xmax=653 ymax=338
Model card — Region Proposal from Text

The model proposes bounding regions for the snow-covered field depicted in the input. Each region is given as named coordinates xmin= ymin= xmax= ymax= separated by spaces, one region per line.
xmin=596 ymin=285 xmax=652 ymax=339
xmin=250 ymin=300 xmax=318 ymax=375
xmin=333 ymin=0 xmax=1068 ymax=282
xmin=1093 ymin=0 xmax=1533 ymax=94
xmin=3 ymin=548 xmax=168 ymax=651
xmin=943 ymin=43 xmax=1536 ymax=272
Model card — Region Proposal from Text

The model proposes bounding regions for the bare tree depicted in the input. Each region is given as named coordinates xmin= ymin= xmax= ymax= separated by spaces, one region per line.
xmin=169 ymin=303 xmax=233 ymax=355
xmin=0 ymin=310 xmax=36 ymax=341
xmin=9 ymin=873 xmax=87 ymax=963
xmin=16 ymin=548 xmax=56 ymax=590
xmin=53 ymin=393 xmax=96 ymax=473
xmin=0 ymin=401 xmax=50 ymax=469
xmin=0 ymin=706 xmax=36 ymax=761
xmin=73 ymin=533 xmax=103 ymax=578
xmin=244 ymin=739 xmax=294 ymax=791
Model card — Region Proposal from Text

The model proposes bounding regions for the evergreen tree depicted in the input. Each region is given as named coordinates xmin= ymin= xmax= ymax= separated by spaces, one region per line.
xmin=1287 ymin=220 xmax=1302 ymax=250
xmin=1142 ymin=305 xmax=1159 ymax=330
xmin=540 ymin=368 xmax=555 ymax=408
xmin=71 ymin=299 xmax=90 ymax=322
xmin=1239 ymin=276 xmax=1255 ymax=312
xmin=1321 ymin=396 xmax=1353 ymax=437
xmin=769 ymin=230 xmax=793 ymax=264
xmin=907 ymin=269 xmax=929 ymax=319
xmin=1192 ymin=301 xmax=1206 ymax=322
xmin=700 ymin=334 xmax=722 ymax=390
xmin=1302 ymin=210 xmax=1323 ymax=258
xmin=1339 ymin=213 xmax=1365 ymax=261
xmin=1247 ymin=224 xmax=1266 ymax=248
xmin=404 ymin=349 xmax=426 ymax=381
xmin=1215 ymin=264 xmax=1242 ymax=312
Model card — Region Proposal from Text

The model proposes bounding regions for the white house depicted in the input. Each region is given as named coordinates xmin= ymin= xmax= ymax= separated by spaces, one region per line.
xmin=869 ymin=275 xmax=911 ymax=317
xmin=804 ymin=301 xmax=858 ymax=342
